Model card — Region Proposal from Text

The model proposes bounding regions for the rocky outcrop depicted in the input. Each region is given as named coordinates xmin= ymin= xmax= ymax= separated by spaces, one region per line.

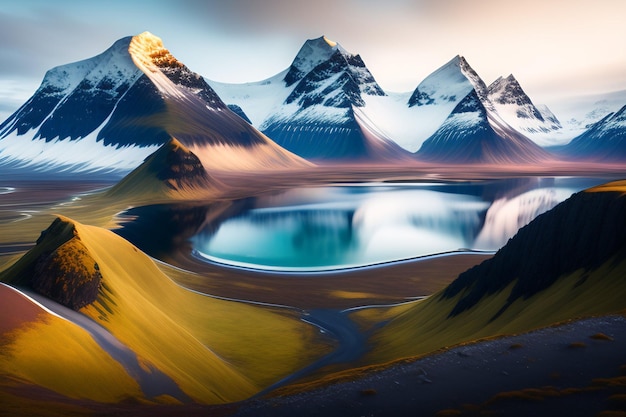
xmin=1 ymin=217 xmax=102 ymax=310
xmin=32 ymin=238 xmax=102 ymax=310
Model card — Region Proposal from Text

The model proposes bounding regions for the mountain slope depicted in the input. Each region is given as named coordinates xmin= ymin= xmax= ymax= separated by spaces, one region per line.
xmin=366 ymin=180 xmax=626 ymax=362
xmin=0 ymin=216 xmax=325 ymax=404
xmin=0 ymin=32 xmax=309 ymax=176
xmin=416 ymin=89 xmax=552 ymax=164
xmin=0 ymin=283 xmax=144 ymax=403
xmin=556 ymin=104 xmax=626 ymax=161
xmin=412 ymin=58 xmax=553 ymax=164
xmin=488 ymin=74 xmax=564 ymax=146
xmin=127 ymin=33 xmax=311 ymax=171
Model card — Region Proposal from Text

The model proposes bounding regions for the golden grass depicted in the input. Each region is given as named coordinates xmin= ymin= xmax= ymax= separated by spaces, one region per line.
xmin=103 ymin=138 xmax=222 ymax=205
xmin=0 ymin=315 xmax=142 ymax=403
xmin=66 ymin=216 xmax=326 ymax=403
xmin=366 ymin=254 xmax=626 ymax=364
xmin=330 ymin=290 xmax=380 ymax=299
xmin=0 ymin=253 xmax=23 ymax=273
xmin=587 ymin=180 xmax=626 ymax=194
xmin=349 ymin=301 xmax=416 ymax=332
xmin=0 ymin=215 xmax=328 ymax=404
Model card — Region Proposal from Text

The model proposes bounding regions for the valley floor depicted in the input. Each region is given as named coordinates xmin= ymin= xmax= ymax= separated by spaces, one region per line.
xmin=1 ymin=173 xmax=626 ymax=416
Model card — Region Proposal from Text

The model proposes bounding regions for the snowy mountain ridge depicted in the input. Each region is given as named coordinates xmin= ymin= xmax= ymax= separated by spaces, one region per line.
xmin=486 ymin=74 xmax=564 ymax=146
xmin=0 ymin=32 xmax=310 ymax=176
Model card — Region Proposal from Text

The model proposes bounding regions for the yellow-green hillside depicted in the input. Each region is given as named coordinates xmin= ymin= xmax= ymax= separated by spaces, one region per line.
xmin=363 ymin=181 xmax=626 ymax=364
xmin=1 ymin=216 xmax=327 ymax=404
xmin=0 ymin=311 xmax=144 ymax=404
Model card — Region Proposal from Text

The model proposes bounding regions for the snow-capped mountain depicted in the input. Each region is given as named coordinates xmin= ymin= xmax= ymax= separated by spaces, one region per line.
xmin=408 ymin=57 xmax=552 ymax=164
xmin=0 ymin=32 xmax=309 ymax=176
xmin=211 ymin=36 xmax=412 ymax=162
xmin=416 ymin=88 xmax=552 ymax=164
xmin=362 ymin=55 xmax=480 ymax=152
xmin=556 ymin=104 xmax=626 ymax=161
xmin=487 ymin=75 xmax=564 ymax=147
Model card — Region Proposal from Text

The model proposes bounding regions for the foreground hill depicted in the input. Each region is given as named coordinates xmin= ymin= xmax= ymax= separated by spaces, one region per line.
xmin=0 ymin=32 xmax=309 ymax=177
xmin=0 ymin=216 xmax=325 ymax=404
xmin=365 ymin=180 xmax=626 ymax=362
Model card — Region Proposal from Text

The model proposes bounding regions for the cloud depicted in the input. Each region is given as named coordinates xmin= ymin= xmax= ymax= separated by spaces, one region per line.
xmin=0 ymin=0 xmax=622 ymax=105
xmin=0 ymin=9 xmax=125 ymax=80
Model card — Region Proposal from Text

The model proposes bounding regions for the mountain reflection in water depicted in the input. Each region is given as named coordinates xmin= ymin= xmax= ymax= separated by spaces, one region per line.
xmin=115 ymin=177 xmax=612 ymax=271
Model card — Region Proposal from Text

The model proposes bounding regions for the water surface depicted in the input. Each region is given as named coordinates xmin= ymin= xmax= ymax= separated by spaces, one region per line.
xmin=117 ymin=177 xmax=611 ymax=271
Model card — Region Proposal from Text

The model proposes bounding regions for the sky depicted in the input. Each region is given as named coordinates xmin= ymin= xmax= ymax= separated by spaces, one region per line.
xmin=0 ymin=0 xmax=624 ymax=121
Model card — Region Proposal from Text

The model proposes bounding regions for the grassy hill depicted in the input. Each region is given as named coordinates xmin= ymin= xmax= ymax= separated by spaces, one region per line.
xmin=0 ymin=216 xmax=327 ymax=404
xmin=104 ymin=137 xmax=224 ymax=203
xmin=362 ymin=181 xmax=626 ymax=363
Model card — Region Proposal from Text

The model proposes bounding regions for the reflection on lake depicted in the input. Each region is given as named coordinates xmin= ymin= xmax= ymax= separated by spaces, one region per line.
xmin=115 ymin=177 xmax=612 ymax=271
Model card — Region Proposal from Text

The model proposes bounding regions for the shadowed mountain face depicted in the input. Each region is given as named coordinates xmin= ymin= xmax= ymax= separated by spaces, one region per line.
xmin=557 ymin=105 xmax=626 ymax=162
xmin=104 ymin=137 xmax=224 ymax=201
xmin=442 ymin=185 xmax=626 ymax=318
xmin=0 ymin=32 xmax=308 ymax=176
xmin=417 ymin=90 xmax=552 ymax=164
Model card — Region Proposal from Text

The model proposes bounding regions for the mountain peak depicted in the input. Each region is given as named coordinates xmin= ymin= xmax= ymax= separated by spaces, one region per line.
xmin=105 ymin=137 xmax=223 ymax=201
xmin=284 ymin=35 xmax=347 ymax=86
xmin=129 ymin=31 xmax=183 ymax=73
xmin=408 ymin=54 xmax=484 ymax=108
xmin=322 ymin=35 xmax=338 ymax=48
xmin=487 ymin=73 xmax=544 ymax=118
xmin=1 ymin=216 xmax=102 ymax=311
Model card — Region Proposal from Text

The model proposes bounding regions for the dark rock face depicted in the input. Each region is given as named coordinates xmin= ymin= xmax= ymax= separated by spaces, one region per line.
xmin=408 ymin=89 xmax=436 ymax=107
xmin=31 ymin=238 xmax=102 ymax=311
xmin=96 ymin=75 xmax=171 ymax=147
xmin=156 ymin=141 xmax=210 ymax=190
xmin=416 ymin=91 xmax=497 ymax=162
xmin=262 ymin=44 xmax=394 ymax=161
xmin=441 ymin=189 xmax=626 ymax=318
xmin=488 ymin=75 xmax=544 ymax=120
xmin=227 ymin=105 xmax=252 ymax=124
xmin=284 ymin=51 xmax=381 ymax=109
